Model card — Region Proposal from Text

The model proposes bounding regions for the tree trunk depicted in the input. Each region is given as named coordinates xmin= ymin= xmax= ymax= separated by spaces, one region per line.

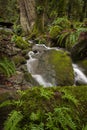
xmin=18 ymin=0 xmax=36 ymax=33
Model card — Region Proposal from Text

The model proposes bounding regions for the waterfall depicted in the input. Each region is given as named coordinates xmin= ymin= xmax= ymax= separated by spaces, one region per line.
xmin=27 ymin=44 xmax=87 ymax=86
xmin=27 ymin=51 xmax=53 ymax=87
xmin=73 ymin=64 xmax=87 ymax=84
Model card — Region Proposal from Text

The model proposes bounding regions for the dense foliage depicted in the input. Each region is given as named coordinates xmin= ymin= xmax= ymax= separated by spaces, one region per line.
xmin=0 ymin=0 xmax=18 ymax=22
xmin=0 ymin=0 xmax=87 ymax=130
xmin=0 ymin=86 xmax=87 ymax=130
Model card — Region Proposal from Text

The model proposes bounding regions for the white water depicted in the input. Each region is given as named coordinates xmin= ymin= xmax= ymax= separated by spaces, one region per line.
xmin=32 ymin=75 xmax=52 ymax=87
xmin=27 ymin=44 xmax=87 ymax=86
xmin=27 ymin=51 xmax=53 ymax=87
xmin=73 ymin=64 xmax=87 ymax=84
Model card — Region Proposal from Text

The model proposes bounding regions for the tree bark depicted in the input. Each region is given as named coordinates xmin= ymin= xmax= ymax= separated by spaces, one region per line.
xmin=18 ymin=0 xmax=36 ymax=33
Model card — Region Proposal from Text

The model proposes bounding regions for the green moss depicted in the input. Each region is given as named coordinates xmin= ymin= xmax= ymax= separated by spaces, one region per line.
xmin=49 ymin=25 xmax=61 ymax=39
xmin=12 ymin=35 xmax=29 ymax=49
xmin=49 ymin=50 xmax=74 ymax=85
xmin=12 ymin=55 xmax=26 ymax=66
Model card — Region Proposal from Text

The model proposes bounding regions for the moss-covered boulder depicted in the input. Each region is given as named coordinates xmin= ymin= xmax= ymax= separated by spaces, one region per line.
xmin=48 ymin=50 xmax=74 ymax=86
xmin=28 ymin=45 xmax=74 ymax=86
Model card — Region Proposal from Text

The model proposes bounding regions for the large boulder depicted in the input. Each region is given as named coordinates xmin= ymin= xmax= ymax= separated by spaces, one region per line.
xmin=27 ymin=45 xmax=74 ymax=86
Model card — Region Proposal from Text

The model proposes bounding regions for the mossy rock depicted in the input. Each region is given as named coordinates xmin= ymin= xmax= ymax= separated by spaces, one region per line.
xmin=12 ymin=55 xmax=26 ymax=66
xmin=24 ymin=72 xmax=39 ymax=86
xmin=30 ymin=46 xmax=74 ymax=86
xmin=48 ymin=50 xmax=74 ymax=86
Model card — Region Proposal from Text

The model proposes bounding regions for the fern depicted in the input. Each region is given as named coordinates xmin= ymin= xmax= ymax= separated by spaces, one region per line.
xmin=61 ymin=89 xmax=78 ymax=106
xmin=0 ymin=100 xmax=13 ymax=108
xmin=58 ymin=26 xmax=87 ymax=49
xmin=76 ymin=27 xmax=87 ymax=34
xmin=0 ymin=58 xmax=16 ymax=77
xmin=53 ymin=17 xmax=71 ymax=29
xmin=54 ymin=107 xmax=76 ymax=130
xmin=82 ymin=125 xmax=87 ymax=130
xmin=30 ymin=111 xmax=41 ymax=121
xmin=46 ymin=112 xmax=55 ymax=129
xmin=46 ymin=107 xmax=76 ymax=130
xmin=4 ymin=110 xmax=23 ymax=130
xmin=40 ymin=87 xmax=54 ymax=99
xmin=29 ymin=123 xmax=44 ymax=130
xmin=57 ymin=31 xmax=69 ymax=46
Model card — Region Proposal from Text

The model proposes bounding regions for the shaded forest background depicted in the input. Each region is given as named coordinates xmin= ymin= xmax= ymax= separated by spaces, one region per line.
xmin=0 ymin=0 xmax=87 ymax=32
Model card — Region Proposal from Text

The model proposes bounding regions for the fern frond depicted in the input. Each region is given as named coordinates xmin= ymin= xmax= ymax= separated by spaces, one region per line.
xmin=61 ymin=89 xmax=78 ymax=106
xmin=57 ymin=32 xmax=69 ymax=46
xmin=0 ymin=100 xmax=12 ymax=108
xmin=0 ymin=58 xmax=16 ymax=77
xmin=54 ymin=107 xmax=76 ymax=130
xmin=4 ymin=110 xmax=23 ymax=130
xmin=82 ymin=125 xmax=87 ymax=130
xmin=0 ymin=62 xmax=10 ymax=77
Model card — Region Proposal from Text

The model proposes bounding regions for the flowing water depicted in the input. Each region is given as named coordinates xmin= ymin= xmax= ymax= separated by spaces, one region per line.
xmin=73 ymin=64 xmax=87 ymax=85
xmin=27 ymin=51 xmax=53 ymax=87
xmin=27 ymin=44 xmax=87 ymax=87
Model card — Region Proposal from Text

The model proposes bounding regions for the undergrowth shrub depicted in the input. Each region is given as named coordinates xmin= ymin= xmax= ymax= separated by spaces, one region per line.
xmin=0 ymin=86 xmax=87 ymax=130
xmin=13 ymin=24 xmax=23 ymax=36
xmin=4 ymin=110 xmax=23 ymax=130
xmin=49 ymin=17 xmax=87 ymax=49
xmin=57 ymin=27 xmax=87 ymax=49
xmin=49 ymin=25 xmax=61 ymax=39
xmin=11 ymin=35 xmax=29 ymax=49
xmin=52 ymin=17 xmax=71 ymax=30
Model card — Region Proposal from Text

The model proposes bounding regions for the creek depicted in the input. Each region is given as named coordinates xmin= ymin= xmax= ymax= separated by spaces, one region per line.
xmin=27 ymin=44 xmax=87 ymax=87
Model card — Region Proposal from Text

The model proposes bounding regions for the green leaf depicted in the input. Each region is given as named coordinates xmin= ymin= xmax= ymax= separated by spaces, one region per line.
xmin=4 ymin=110 xmax=23 ymax=130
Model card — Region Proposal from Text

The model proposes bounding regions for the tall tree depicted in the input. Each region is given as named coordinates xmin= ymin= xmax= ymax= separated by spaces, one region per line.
xmin=18 ymin=0 xmax=36 ymax=33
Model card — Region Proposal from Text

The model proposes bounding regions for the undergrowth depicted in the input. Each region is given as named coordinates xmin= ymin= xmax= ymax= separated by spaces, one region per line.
xmin=0 ymin=86 xmax=87 ymax=130
xmin=0 ymin=57 xmax=16 ymax=77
